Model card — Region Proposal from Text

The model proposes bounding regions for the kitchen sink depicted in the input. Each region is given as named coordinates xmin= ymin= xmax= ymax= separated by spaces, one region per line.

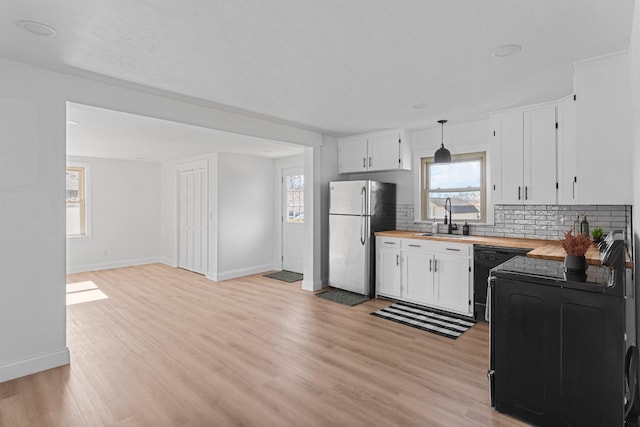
xmin=414 ymin=232 xmax=469 ymax=239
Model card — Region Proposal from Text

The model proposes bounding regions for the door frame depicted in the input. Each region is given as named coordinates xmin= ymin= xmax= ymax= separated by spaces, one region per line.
xmin=274 ymin=157 xmax=304 ymax=271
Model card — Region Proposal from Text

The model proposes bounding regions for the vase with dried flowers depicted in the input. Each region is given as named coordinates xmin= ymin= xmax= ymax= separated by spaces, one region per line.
xmin=561 ymin=229 xmax=592 ymax=280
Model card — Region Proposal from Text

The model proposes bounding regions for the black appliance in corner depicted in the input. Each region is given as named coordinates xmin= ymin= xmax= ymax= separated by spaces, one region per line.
xmin=487 ymin=231 xmax=637 ymax=427
xmin=473 ymin=245 xmax=530 ymax=321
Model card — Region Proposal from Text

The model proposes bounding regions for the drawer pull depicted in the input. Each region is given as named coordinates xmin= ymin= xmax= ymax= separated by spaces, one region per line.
xmin=408 ymin=244 xmax=421 ymax=248
xmin=383 ymin=241 xmax=397 ymax=245
xmin=446 ymin=248 xmax=461 ymax=252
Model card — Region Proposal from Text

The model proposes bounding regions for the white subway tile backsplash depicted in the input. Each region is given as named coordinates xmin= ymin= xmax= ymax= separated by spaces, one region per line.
xmin=395 ymin=203 xmax=632 ymax=244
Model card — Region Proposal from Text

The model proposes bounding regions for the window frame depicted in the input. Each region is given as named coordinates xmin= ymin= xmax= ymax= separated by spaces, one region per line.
xmin=66 ymin=162 xmax=91 ymax=238
xmin=420 ymin=151 xmax=487 ymax=223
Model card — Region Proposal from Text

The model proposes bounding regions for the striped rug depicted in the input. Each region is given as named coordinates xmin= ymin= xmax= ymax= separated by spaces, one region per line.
xmin=371 ymin=302 xmax=476 ymax=339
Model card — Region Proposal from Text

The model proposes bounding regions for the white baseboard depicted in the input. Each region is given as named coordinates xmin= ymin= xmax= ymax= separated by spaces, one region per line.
xmin=159 ymin=257 xmax=178 ymax=268
xmin=66 ymin=257 xmax=163 ymax=274
xmin=207 ymin=263 xmax=277 ymax=282
xmin=0 ymin=347 xmax=70 ymax=383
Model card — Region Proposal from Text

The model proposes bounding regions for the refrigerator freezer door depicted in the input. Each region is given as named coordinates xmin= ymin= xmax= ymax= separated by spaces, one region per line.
xmin=329 ymin=180 xmax=370 ymax=216
xmin=329 ymin=214 xmax=371 ymax=295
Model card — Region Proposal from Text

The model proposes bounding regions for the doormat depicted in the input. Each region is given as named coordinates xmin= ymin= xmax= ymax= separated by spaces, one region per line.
xmin=263 ymin=270 xmax=303 ymax=283
xmin=371 ymin=302 xmax=476 ymax=339
xmin=316 ymin=289 xmax=370 ymax=306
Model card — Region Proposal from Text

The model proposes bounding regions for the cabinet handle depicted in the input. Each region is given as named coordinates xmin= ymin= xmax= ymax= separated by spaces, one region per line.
xmin=434 ymin=259 xmax=438 ymax=273
xmin=446 ymin=248 xmax=460 ymax=252
xmin=408 ymin=244 xmax=421 ymax=248
xmin=573 ymin=176 xmax=577 ymax=199
xmin=518 ymin=186 xmax=521 ymax=200
xmin=369 ymin=157 xmax=372 ymax=167
xmin=383 ymin=241 xmax=397 ymax=245
xmin=429 ymin=259 xmax=432 ymax=272
xmin=362 ymin=158 xmax=366 ymax=168
xmin=525 ymin=186 xmax=528 ymax=200
xmin=396 ymin=254 xmax=400 ymax=266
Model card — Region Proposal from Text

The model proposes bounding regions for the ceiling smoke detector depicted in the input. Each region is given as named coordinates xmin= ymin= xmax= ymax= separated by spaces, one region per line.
xmin=16 ymin=20 xmax=58 ymax=37
xmin=491 ymin=44 xmax=522 ymax=58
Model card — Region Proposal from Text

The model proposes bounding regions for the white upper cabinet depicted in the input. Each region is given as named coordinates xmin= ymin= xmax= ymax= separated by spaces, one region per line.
xmin=491 ymin=104 xmax=557 ymax=205
xmin=568 ymin=53 xmax=632 ymax=205
xmin=338 ymin=129 xmax=411 ymax=173
xmin=556 ymin=96 xmax=578 ymax=204
xmin=338 ymin=137 xmax=368 ymax=173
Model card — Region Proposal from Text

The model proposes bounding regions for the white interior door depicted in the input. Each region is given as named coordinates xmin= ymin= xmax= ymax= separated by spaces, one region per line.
xmin=282 ymin=167 xmax=304 ymax=274
xmin=178 ymin=168 xmax=208 ymax=274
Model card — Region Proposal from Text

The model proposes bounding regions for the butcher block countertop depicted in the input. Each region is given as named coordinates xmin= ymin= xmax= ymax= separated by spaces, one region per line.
xmin=374 ymin=230 xmax=633 ymax=268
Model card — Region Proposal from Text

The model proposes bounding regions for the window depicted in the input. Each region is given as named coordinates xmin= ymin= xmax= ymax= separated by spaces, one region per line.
xmin=286 ymin=174 xmax=304 ymax=223
xmin=66 ymin=166 xmax=86 ymax=236
xmin=421 ymin=152 xmax=486 ymax=223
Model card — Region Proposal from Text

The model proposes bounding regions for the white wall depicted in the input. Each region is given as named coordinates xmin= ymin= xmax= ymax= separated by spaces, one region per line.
xmin=0 ymin=57 xmax=324 ymax=382
xmin=67 ymin=157 xmax=161 ymax=273
xmin=0 ymin=98 xmax=69 ymax=382
xmin=216 ymin=154 xmax=276 ymax=279
xmin=162 ymin=153 xmax=278 ymax=281
xmin=320 ymin=136 xmax=341 ymax=285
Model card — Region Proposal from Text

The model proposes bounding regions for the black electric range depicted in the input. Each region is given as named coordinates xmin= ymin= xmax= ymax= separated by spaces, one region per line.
xmin=490 ymin=256 xmax=620 ymax=296
xmin=488 ymin=255 xmax=630 ymax=426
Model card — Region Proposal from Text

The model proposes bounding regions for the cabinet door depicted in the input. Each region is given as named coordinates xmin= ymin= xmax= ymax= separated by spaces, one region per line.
xmin=377 ymin=245 xmax=402 ymax=298
xmin=434 ymin=254 xmax=471 ymax=315
xmin=490 ymin=116 xmax=503 ymax=204
xmin=574 ymin=53 xmax=632 ymax=204
xmin=368 ymin=131 xmax=400 ymax=171
xmin=523 ymin=106 xmax=557 ymax=204
xmin=557 ymin=97 xmax=578 ymax=204
xmin=403 ymin=248 xmax=435 ymax=305
xmin=496 ymin=111 xmax=524 ymax=204
xmin=338 ymin=137 xmax=368 ymax=173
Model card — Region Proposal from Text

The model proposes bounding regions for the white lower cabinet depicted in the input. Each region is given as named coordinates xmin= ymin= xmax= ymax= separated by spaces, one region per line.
xmin=434 ymin=252 xmax=472 ymax=315
xmin=377 ymin=239 xmax=402 ymax=298
xmin=376 ymin=238 xmax=472 ymax=316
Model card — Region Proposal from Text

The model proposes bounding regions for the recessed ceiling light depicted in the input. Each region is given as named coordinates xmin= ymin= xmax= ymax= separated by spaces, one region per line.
xmin=66 ymin=120 xmax=79 ymax=125
xmin=412 ymin=103 xmax=429 ymax=110
xmin=16 ymin=20 xmax=58 ymax=37
xmin=492 ymin=44 xmax=522 ymax=58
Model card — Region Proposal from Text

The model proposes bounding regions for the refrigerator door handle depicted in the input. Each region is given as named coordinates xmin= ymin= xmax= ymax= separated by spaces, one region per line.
xmin=360 ymin=187 xmax=366 ymax=245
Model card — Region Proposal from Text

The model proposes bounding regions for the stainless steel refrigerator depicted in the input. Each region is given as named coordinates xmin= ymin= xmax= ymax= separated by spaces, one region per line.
xmin=329 ymin=180 xmax=396 ymax=296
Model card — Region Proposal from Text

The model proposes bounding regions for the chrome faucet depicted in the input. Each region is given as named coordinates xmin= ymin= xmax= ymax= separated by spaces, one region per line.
xmin=444 ymin=197 xmax=453 ymax=234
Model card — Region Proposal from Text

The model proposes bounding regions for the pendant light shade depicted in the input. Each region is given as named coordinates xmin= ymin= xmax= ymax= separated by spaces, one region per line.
xmin=434 ymin=119 xmax=451 ymax=163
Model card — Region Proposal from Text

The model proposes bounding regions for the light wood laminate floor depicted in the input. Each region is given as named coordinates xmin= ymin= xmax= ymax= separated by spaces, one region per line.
xmin=0 ymin=264 xmax=528 ymax=426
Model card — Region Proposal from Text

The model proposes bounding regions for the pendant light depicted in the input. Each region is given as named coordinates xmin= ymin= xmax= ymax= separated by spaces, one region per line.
xmin=434 ymin=119 xmax=452 ymax=163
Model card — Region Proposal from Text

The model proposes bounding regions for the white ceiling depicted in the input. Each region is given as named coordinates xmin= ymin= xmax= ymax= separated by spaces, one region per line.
xmin=0 ymin=0 xmax=634 ymax=160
